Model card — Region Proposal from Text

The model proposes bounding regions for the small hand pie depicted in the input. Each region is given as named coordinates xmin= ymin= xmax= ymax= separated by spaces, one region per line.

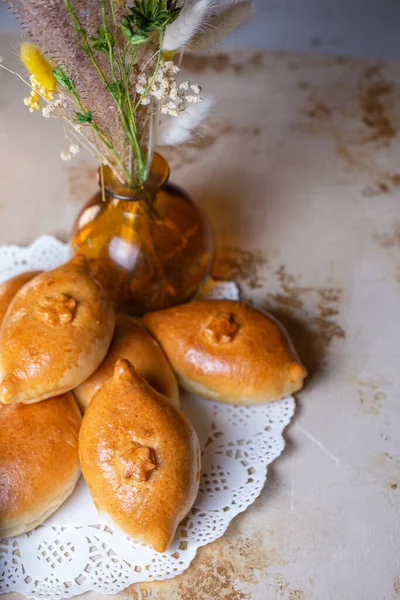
xmin=74 ymin=314 xmax=179 ymax=411
xmin=0 ymin=255 xmax=115 ymax=404
xmin=0 ymin=392 xmax=81 ymax=537
xmin=0 ymin=271 xmax=42 ymax=325
xmin=79 ymin=359 xmax=200 ymax=552
xmin=143 ymin=300 xmax=307 ymax=404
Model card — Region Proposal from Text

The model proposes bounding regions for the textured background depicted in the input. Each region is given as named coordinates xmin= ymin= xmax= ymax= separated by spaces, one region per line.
xmin=1 ymin=31 xmax=400 ymax=599
xmin=1 ymin=2 xmax=400 ymax=600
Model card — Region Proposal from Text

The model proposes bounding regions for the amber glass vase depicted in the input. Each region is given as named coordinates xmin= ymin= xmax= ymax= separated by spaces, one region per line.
xmin=71 ymin=154 xmax=215 ymax=315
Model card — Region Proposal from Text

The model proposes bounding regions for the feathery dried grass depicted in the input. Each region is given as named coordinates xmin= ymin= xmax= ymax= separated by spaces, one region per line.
xmin=187 ymin=0 xmax=252 ymax=50
xmin=6 ymin=0 xmax=128 ymax=158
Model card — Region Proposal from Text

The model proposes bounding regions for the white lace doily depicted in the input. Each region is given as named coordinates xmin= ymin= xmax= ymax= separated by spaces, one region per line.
xmin=0 ymin=236 xmax=295 ymax=599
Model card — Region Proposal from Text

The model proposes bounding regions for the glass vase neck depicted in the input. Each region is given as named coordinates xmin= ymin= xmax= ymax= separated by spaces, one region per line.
xmin=100 ymin=153 xmax=170 ymax=200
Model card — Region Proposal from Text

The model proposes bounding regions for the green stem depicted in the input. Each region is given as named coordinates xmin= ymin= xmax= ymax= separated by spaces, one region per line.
xmin=93 ymin=123 xmax=133 ymax=184
xmin=102 ymin=0 xmax=145 ymax=182
xmin=64 ymin=0 xmax=109 ymax=88
xmin=64 ymin=0 xmax=165 ymax=186
xmin=107 ymin=0 xmax=145 ymax=182
xmin=101 ymin=0 xmax=116 ymax=81
xmin=108 ymin=0 xmax=124 ymax=79
xmin=130 ymin=30 xmax=166 ymax=183
xmin=66 ymin=73 xmax=131 ymax=183
xmin=65 ymin=0 xmax=140 ymax=183
xmin=108 ymin=0 xmax=147 ymax=183
xmin=127 ymin=46 xmax=138 ymax=79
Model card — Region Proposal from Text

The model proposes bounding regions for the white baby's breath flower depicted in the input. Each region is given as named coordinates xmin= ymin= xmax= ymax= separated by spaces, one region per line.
xmin=134 ymin=57 xmax=203 ymax=122
xmin=135 ymin=83 xmax=146 ymax=94
xmin=160 ymin=79 xmax=169 ymax=91
xmin=151 ymin=87 xmax=164 ymax=101
xmin=186 ymin=95 xmax=202 ymax=104
xmin=161 ymin=105 xmax=178 ymax=117
xmin=69 ymin=143 xmax=80 ymax=155
xmin=167 ymin=101 xmax=183 ymax=112
xmin=60 ymin=150 xmax=72 ymax=161
xmin=164 ymin=61 xmax=180 ymax=74
xmin=190 ymin=84 xmax=202 ymax=94
xmin=42 ymin=94 xmax=68 ymax=118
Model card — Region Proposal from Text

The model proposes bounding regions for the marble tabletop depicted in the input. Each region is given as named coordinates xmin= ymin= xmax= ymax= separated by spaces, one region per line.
xmin=1 ymin=31 xmax=400 ymax=600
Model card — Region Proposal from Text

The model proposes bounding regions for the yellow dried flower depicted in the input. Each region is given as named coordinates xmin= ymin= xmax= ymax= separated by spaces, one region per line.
xmin=30 ymin=75 xmax=54 ymax=100
xmin=23 ymin=90 xmax=41 ymax=112
xmin=20 ymin=43 xmax=56 ymax=91
xmin=23 ymin=75 xmax=54 ymax=112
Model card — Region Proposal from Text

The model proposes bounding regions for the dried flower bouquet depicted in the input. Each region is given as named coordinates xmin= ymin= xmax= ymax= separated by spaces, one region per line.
xmin=1 ymin=0 xmax=252 ymax=187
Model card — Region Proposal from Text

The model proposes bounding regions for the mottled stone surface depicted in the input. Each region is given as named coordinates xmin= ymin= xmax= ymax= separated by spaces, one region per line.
xmin=1 ymin=34 xmax=400 ymax=600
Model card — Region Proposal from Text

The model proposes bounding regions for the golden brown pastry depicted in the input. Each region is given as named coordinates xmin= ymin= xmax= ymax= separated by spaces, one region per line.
xmin=79 ymin=359 xmax=200 ymax=552
xmin=143 ymin=300 xmax=306 ymax=404
xmin=74 ymin=314 xmax=179 ymax=411
xmin=0 ymin=254 xmax=115 ymax=405
xmin=0 ymin=392 xmax=81 ymax=537
xmin=0 ymin=271 xmax=42 ymax=325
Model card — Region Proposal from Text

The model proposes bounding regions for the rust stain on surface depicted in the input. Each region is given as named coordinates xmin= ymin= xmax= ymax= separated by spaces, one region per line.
xmin=182 ymin=52 xmax=230 ymax=73
xmin=304 ymin=98 xmax=331 ymax=120
xmin=126 ymin=531 xmax=269 ymax=600
xmin=212 ymin=246 xmax=267 ymax=290
xmin=364 ymin=173 xmax=400 ymax=196
xmin=334 ymin=64 xmax=399 ymax=181
xmin=394 ymin=576 xmax=400 ymax=593
xmin=361 ymin=181 xmax=390 ymax=197
xmin=265 ymin=266 xmax=345 ymax=377
xmin=165 ymin=121 xmax=262 ymax=169
xmin=367 ymin=453 xmax=400 ymax=501
xmin=361 ymin=79 xmax=396 ymax=144
xmin=336 ymin=144 xmax=358 ymax=169
xmin=364 ymin=63 xmax=384 ymax=80
xmin=385 ymin=173 xmax=400 ymax=186
xmin=248 ymin=51 xmax=264 ymax=68
xmin=165 ymin=120 xmax=264 ymax=169
xmin=373 ymin=221 xmax=400 ymax=249
xmin=232 ymin=52 xmax=265 ymax=74
xmin=358 ymin=379 xmax=386 ymax=414
xmin=182 ymin=51 xmax=265 ymax=75
xmin=335 ymin=56 xmax=349 ymax=65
